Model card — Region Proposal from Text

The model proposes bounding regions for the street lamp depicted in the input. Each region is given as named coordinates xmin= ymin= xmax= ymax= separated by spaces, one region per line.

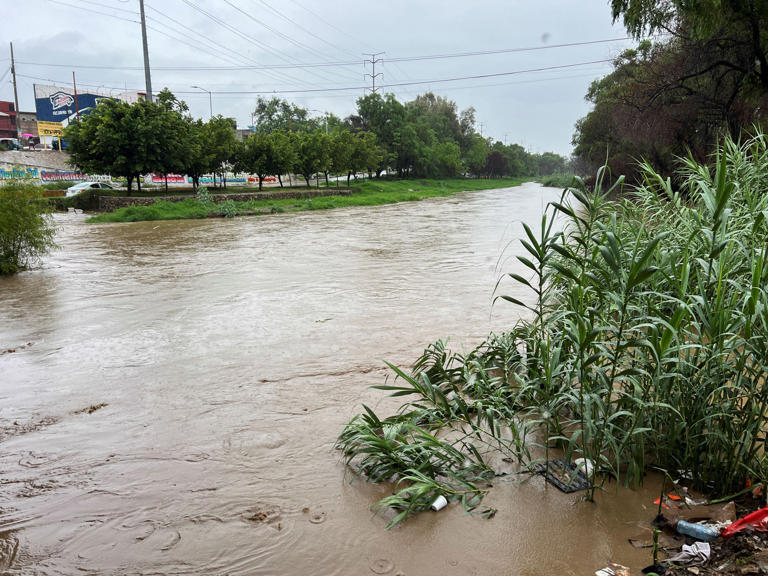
xmin=191 ymin=85 xmax=213 ymax=119
xmin=308 ymin=109 xmax=328 ymax=134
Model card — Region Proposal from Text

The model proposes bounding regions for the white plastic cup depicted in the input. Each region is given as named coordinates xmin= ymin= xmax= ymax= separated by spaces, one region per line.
xmin=574 ymin=457 xmax=594 ymax=476
xmin=430 ymin=495 xmax=448 ymax=511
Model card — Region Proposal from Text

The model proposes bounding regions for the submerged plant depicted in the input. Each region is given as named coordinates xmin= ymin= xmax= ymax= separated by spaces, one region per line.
xmin=338 ymin=131 xmax=768 ymax=525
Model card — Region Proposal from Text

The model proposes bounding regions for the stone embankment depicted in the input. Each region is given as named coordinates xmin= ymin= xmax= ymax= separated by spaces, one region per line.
xmin=0 ymin=150 xmax=72 ymax=171
xmin=99 ymin=189 xmax=353 ymax=211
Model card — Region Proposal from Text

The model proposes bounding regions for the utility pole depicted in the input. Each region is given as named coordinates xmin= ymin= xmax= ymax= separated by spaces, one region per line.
xmin=9 ymin=42 xmax=20 ymax=137
xmin=363 ymin=52 xmax=384 ymax=94
xmin=138 ymin=0 xmax=153 ymax=102
xmin=191 ymin=85 xmax=212 ymax=118
xmin=479 ymin=122 xmax=485 ymax=137
xmin=73 ymin=71 xmax=80 ymax=121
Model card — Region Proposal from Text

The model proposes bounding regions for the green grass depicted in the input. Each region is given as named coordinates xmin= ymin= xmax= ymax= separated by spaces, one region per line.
xmin=537 ymin=173 xmax=577 ymax=188
xmin=87 ymin=177 xmax=530 ymax=223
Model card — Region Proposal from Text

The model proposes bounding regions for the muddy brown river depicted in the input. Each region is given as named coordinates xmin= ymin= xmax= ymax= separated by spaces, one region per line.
xmin=1 ymin=183 xmax=663 ymax=575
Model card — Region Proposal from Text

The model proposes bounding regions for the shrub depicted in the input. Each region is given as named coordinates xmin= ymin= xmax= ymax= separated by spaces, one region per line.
xmin=0 ymin=183 xmax=56 ymax=275
xmin=219 ymin=199 xmax=237 ymax=218
xmin=337 ymin=131 xmax=768 ymax=525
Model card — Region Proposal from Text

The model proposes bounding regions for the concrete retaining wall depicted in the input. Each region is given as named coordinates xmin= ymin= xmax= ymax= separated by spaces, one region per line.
xmin=98 ymin=189 xmax=353 ymax=212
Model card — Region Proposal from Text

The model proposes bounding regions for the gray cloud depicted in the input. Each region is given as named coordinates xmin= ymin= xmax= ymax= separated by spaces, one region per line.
xmin=2 ymin=0 xmax=634 ymax=155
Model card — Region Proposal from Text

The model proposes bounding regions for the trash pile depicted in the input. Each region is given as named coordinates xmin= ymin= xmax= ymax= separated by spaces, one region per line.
xmin=593 ymin=483 xmax=768 ymax=576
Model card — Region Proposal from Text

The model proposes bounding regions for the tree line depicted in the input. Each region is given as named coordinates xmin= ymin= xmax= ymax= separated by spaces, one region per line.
xmin=65 ymin=89 xmax=569 ymax=195
xmin=573 ymin=0 xmax=768 ymax=183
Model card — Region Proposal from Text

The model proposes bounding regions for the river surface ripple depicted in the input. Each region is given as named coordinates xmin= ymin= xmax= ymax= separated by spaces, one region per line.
xmin=0 ymin=183 xmax=659 ymax=575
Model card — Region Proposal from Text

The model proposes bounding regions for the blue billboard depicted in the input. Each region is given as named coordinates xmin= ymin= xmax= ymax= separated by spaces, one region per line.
xmin=33 ymin=84 xmax=111 ymax=127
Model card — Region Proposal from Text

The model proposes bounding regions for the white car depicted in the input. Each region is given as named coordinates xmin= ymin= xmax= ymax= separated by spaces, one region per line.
xmin=66 ymin=181 xmax=116 ymax=197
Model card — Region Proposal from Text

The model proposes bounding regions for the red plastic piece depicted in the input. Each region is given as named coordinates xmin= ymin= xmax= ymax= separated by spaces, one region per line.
xmin=722 ymin=506 xmax=768 ymax=539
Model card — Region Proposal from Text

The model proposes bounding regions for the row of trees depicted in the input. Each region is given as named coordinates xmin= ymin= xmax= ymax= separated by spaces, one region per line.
xmin=573 ymin=1 xmax=768 ymax=182
xmin=66 ymin=89 xmax=569 ymax=194
xmin=66 ymin=90 xmax=237 ymax=194
xmin=233 ymin=129 xmax=381 ymax=190
xmin=244 ymin=94 xmax=567 ymax=181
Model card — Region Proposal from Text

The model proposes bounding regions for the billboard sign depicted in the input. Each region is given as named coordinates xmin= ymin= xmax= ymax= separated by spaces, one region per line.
xmin=33 ymin=84 xmax=110 ymax=129
xmin=37 ymin=121 xmax=63 ymax=137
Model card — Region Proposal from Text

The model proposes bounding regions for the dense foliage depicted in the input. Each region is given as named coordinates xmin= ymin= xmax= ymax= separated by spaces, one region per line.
xmin=337 ymin=133 xmax=768 ymax=526
xmin=65 ymin=89 xmax=567 ymax=192
xmin=574 ymin=2 xmax=768 ymax=181
xmin=65 ymin=90 xmax=237 ymax=195
xmin=0 ymin=182 xmax=56 ymax=275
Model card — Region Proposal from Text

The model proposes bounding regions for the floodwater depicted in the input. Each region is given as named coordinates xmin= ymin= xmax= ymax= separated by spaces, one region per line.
xmin=1 ymin=183 xmax=661 ymax=575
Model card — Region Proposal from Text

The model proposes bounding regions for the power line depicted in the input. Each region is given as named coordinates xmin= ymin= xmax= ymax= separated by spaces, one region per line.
xmin=15 ymin=56 xmax=615 ymax=97
xmin=284 ymin=0 xmax=373 ymax=52
xmin=386 ymin=37 xmax=637 ymax=63
xmin=61 ymin=0 xmax=138 ymax=14
xmin=220 ymin=0 xmax=350 ymax=68
xmin=162 ymin=57 xmax=616 ymax=95
xmin=178 ymin=0 xmax=340 ymax=87
xmin=145 ymin=3 xmax=315 ymax=86
xmin=44 ymin=0 xmax=138 ymax=23
xmin=14 ymin=34 xmax=633 ymax=72
xmin=146 ymin=10 xmax=253 ymax=67
xmin=16 ymin=58 xmax=362 ymax=71
xmin=145 ymin=23 xmax=246 ymax=69
xmin=249 ymin=0 xmax=354 ymax=60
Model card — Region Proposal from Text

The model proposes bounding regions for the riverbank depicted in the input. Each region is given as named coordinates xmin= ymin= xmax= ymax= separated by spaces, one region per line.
xmin=86 ymin=177 xmax=529 ymax=223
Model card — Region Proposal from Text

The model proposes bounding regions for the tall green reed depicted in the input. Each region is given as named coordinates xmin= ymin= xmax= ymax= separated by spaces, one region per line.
xmin=337 ymin=132 xmax=768 ymax=524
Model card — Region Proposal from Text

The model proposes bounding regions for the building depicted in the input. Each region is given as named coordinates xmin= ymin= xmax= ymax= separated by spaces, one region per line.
xmin=17 ymin=111 xmax=37 ymax=137
xmin=0 ymin=101 xmax=18 ymax=139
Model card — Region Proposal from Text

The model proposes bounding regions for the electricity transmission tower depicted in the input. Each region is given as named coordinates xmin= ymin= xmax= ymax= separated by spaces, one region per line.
xmin=363 ymin=52 xmax=385 ymax=94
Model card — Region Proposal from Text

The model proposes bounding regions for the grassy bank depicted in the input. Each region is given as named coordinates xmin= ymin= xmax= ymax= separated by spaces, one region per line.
xmin=87 ymin=177 xmax=530 ymax=223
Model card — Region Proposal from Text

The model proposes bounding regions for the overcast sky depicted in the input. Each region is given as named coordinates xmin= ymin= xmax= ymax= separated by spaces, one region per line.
xmin=1 ymin=0 xmax=636 ymax=155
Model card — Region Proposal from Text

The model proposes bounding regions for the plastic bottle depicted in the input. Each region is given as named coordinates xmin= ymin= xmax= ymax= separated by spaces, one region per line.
xmin=676 ymin=520 xmax=720 ymax=541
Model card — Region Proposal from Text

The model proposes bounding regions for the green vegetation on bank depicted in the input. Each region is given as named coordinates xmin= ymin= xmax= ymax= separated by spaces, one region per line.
xmin=537 ymin=173 xmax=576 ymax=188
xmin=87 ymin=178 xmax=530 ymax=223
xmin=573 ymin=2 xmax=767 ymax=182
xmin=337 ymin=132 xmax=768 ymax=527
xmin=64 ymin=87 xmax=569 ymax=196
xmin=0 ymin=182 xmax=56 ymax=275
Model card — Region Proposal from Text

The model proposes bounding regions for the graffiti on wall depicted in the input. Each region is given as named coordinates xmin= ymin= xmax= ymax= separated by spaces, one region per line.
xmin=0 ymin=166 xmax=39 ymax=180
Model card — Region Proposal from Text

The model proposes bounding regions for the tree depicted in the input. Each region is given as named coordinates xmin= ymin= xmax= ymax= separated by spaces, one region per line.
xmin=182 ymin=119 xmax=208 ymax=191
xmin=575 ymin=2 xmax=768 ymax=181
xmin=205 ymin=115 xmax=237 ymax=189
xmin=65 ymin=99 xmax=144 ymax=194
xmin=610 ymin=0 xmax=768 ymax=90
xmin=252 ymin=97 xmax=313 ymax=133
xmin=465 ymin=134 xmax=490 ymax=176
xmin=0 ymin=183 xmax=56 ymax=275
xmin=535 ymin=151 xmax=567 ymax=175
xmin=233 ymin=132 xmax=272 ymax=191
xmin=349 ymin=131 xmax=382 ymax=184
xmin=354 ymin=93 xmax=406 ymax=176
xmin=428 ymin=141 xmax=463 ymax=178
xmin=269 ymin=131 xmax=297 ymax=187
xmin=295 ymin=131 xmax=330 ymax=187
xmin=65 ymin=89 xmax=199 ymax=194
xmin=329 ymin=129 xmax=355 ymax=188
xmin=485 ymin=150 xmax=508 ymax=178
xmin=154 ymin=89 xmax=190 ymax=192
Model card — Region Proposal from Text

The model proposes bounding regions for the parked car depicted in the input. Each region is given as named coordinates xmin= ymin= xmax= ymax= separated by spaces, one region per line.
xmin=0 ymin=138 xmax=20 ymax=151
xmin=66 ymin=181 xmax=116 ymax=197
